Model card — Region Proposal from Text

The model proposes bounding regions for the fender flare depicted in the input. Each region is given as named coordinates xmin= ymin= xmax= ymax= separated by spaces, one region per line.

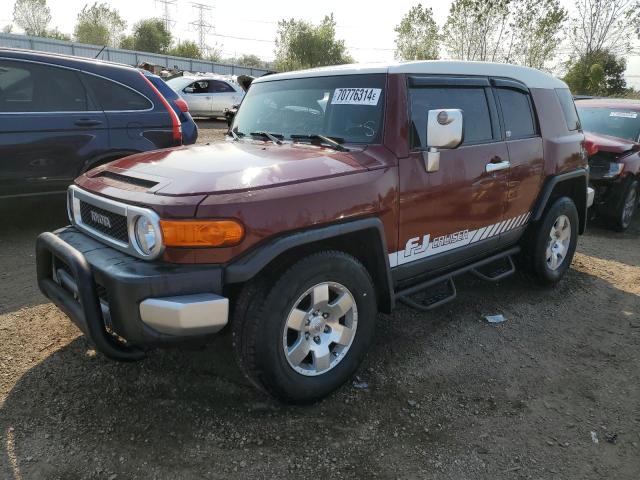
xmin=224 ymin=217 xmax=395 ymax=312
xmin=531 ymin=168 xmax=588 ymax=233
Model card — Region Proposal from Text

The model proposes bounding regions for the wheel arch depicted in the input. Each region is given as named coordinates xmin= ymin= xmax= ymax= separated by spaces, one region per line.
xmin=80 ymin=150 xmax=141 ymax=175
xmin=225 ymin=217 xmax=395 ymax=313
xmin=532 ymin=169 xmax=588 ymax=234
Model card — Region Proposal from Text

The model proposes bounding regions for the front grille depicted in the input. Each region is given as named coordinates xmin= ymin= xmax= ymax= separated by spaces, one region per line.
xmin=79 ymin=201 xmax=129 ymax=244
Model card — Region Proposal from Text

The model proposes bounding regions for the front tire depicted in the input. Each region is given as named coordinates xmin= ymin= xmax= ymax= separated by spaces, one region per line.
xmin=232 ymin=251 xmax=377 ymax=404
xmin=525 ymin=197 xmax=579 ymax=285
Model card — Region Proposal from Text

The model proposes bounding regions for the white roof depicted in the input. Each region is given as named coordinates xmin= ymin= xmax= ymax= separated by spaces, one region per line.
xmin=254 ymin=61 xmax=567 ymax=89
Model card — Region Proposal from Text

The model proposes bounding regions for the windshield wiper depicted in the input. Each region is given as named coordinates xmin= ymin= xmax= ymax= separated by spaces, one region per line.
xmin=228 ymin=129 xmax=240 ymax=141
xmin=250 ymin=131 xmax=283 ymax=145
xmin=290 ymin=134 xmax=349 ymax=152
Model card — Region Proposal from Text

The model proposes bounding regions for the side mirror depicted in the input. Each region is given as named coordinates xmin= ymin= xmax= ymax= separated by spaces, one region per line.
xmin=183 ymin=87 xmax=194 ymax=94
xmin=423 ymin=109 xmax=463 ymax=172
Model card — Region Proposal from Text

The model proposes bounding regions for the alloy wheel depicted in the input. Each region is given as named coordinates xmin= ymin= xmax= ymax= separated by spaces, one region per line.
xmin=546 ymin=214 xmax=571 ymax=271
xmin=282 ymin=282 xmax=358 ymax=376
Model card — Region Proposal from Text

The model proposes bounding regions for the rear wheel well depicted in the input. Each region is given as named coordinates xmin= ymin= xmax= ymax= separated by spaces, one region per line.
xmin=226 ymin=228 xmax=393 ymax=314
xmin=80 ymin=151 xmax=140 ymax=175
xmin=538 ymin=176 xmax=587 ymax=234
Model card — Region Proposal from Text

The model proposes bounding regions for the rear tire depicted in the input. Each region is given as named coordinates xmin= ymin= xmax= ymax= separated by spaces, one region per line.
xmin=524 ymin=197 xmax=579 ymax=286
xmin=231 ymin=251 xmax=377 ymax=404
xmin=609 ymin=177 xmax=638 ymax=231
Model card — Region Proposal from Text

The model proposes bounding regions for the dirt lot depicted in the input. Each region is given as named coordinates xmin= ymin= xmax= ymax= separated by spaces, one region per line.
xmin=1 ymin=122 xmax=639 ymax=479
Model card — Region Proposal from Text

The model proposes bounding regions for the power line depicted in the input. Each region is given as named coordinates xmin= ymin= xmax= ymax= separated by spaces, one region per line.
xmin=190 ymin=2 xmax=214 ymax=54
xmin=155 ymin=0 xmax=176 ymax=31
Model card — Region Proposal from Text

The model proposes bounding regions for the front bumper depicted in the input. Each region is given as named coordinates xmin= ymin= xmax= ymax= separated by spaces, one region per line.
xmin=36 ymin=227 xmax=227 ymax=360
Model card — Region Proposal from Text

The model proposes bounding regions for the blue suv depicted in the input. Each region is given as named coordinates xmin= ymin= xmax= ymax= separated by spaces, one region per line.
xmin=0 ymin=48 xmax=198 ymax=198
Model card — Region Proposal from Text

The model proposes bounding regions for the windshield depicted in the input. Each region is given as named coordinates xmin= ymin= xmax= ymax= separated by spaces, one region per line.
xmin=232 ymin=74 xmax=386 ymax=144
xmin=577 ymin=106 xmax=640 ymax=142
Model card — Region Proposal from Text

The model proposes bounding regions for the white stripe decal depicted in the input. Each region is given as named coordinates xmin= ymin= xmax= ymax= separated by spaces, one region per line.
xmin=389 ymin=211 xmax=531 ymax=267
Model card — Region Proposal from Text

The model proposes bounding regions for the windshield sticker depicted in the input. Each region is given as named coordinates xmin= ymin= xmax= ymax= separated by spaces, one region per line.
xmin=331 ymin=88 xmax=381 ymax=106
xmin=610 ymin=111 xmax=638 ymax=119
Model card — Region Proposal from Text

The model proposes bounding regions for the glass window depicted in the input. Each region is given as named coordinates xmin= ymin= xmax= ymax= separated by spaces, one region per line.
xmin=556 ymin=88 xmax=581 ymax=131
xmin=187 ymin=80 xmax=209 ymax=93
xmin=0 ymin=60 xmax=88 ymax=112
xmin=409 ymin=87 xmax=493 ymax=148
xmin=208 ymin=80 xmax=235 ymax=93
xmin=83 ymin=74 xmax=151 ymax=111
xmin=577 ymin=106 xmax=640 ymax=142
xmin=496 ymin=88 xmax=537 ymax=139
xmin=232 ymin=74 xmax=386 ymax=144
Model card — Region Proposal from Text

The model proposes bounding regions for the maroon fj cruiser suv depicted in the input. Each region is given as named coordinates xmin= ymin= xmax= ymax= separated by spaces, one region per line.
xmin=36 ymin=61 xmax=593 ymax=403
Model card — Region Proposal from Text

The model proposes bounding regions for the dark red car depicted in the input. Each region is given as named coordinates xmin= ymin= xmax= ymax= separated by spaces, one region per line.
xmin=576 ymin=98 xmax=640 ymax=230
xmin=36 ymin=62 xmax=591 ymax=403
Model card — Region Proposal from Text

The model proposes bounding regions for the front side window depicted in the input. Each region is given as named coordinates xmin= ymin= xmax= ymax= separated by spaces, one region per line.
xmin=83 ymin=74 xmax=152 ymax=111
xmin=576 ymin=106 xmax=640 ymax=142
xmin=495 ymin=88 xmax=537 ymax=139
xmin=187 ymin=80 xmax=209 ymax=93
xmin=409 ymin=86 xmax=493 ymax=148
xmin=232 ymin=74 xmax=386 ymax=144
xmin=0 ymin=60 xmax=87 ymax=112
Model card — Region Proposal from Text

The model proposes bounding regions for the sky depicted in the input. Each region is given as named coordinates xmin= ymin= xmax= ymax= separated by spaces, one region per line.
xmin=0 ymin=0 xmax=639 ymax=87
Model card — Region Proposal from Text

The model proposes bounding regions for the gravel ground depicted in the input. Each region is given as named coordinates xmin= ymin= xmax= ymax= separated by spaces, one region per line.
xmin=1 ymin=126 xmax=639 ymax=479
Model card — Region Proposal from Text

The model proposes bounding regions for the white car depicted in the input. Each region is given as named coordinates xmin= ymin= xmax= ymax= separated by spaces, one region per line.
xmin=166 ymin=75 xmax=245 ymax=118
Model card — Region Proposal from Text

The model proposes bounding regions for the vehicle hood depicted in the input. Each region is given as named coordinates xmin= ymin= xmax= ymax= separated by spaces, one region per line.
xmin=83 ymin=141 xmax=378 ymax=196
xmin=584 ymin=131 xmax=640 ymax=155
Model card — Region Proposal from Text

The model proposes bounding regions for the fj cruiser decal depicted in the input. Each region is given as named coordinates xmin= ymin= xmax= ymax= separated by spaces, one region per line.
xmin=389 ymin=212 xmax=531 ymax=268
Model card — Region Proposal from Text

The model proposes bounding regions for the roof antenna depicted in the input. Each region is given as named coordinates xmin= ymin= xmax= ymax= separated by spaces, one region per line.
xmin=94 ymin=45 xmax=106 ymax=59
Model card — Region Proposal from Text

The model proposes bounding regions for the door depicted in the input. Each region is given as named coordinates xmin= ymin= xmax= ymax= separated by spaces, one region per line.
xmin=182 ymin=80 xmax=212 ymax=116
xmin=492 ymin=80 xmax=545 ymax=245
xmin=208 ymin=80 xmax=242 ymax=116
xmin=394 ymin=78 xmax=509 ymax=278
xmin=0 ymin=59 xmax=108 ymax=197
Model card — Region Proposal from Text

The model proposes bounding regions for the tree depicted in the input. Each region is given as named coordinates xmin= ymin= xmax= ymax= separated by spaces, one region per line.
xmin=74 ymin=2 xmax=126 ymax=47
xmin=168 ymin=41 xmax=202 ymax=59
xmin=568 ymin=0 xmax=636 ymax=57
xmin=13 ymin=0 xmax=51 ymax=37
xmin=45 ymin=28 xmax=71 ymax=41
xmin=274 ymin=14 xmax=352 ymax=71
xmin=3 ymin=24 xmax=13 ymax=34
xmin=129 ymin=19 xmax=172 ymax=54
xmin=394 ymin=4 xmax=439 ymax=60
xmin=564 ymin=49 xmax=627 ymax=96
xmin=508 ymin=0 xmax=567 ymax=69
xmin=442 ymin=0 xmax=511 ymax=62
xmin=233 ymin=54 xmax=267 ymax=69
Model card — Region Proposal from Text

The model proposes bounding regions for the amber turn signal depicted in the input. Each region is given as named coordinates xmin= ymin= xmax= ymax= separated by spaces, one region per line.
xmin=160 ymin=219 xmax=245 ymax=247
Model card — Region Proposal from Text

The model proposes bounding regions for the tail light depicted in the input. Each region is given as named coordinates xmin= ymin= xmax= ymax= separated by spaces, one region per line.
xmin=174 ymin=98 xmax=189 ymax=113
xmin=139 ymin=72 xmax=182 ymax=145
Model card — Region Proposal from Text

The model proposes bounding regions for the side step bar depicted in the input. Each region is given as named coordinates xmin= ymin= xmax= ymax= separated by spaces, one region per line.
xmin=395 ymin=247 xmax=520 ymax=312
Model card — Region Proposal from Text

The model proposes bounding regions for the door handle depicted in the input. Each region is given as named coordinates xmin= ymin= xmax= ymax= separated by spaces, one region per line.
xmin=485 ymin=160 xmax=510 ymax=173
xmin=74 ymin=119 xmax=102 ymax=127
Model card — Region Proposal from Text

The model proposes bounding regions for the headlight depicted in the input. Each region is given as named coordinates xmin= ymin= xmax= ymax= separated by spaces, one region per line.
xmin=134 ymin=215 xmax=159 ymax=255
xmin=603 ymin=162 xmax=624 ymax=178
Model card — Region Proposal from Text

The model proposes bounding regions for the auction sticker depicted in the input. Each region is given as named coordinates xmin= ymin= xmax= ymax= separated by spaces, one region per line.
xmin=331 ymin=88 xmax=381 ymax=106
xmin=610 ymin=111 xmax=638 ymax=118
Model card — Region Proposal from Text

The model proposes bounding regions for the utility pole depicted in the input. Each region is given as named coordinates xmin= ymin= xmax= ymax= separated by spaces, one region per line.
xmin=155 ymin=0 xmax=177 ymax=31
xmin=190 ymin=2 xmax=214 ymax=54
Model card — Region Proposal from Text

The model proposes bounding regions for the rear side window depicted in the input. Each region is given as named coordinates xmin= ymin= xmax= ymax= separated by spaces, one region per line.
xmin=208 ymin=80 xmax=235 ymax=93
xmin=556 ymin=88 xmax=581 ymax=131
xmin=409 ymin=87 xmax=493 ymax=148
xmin=495 ymin=88 xmax=537 ymax=139
xmin=0 ymin=59 xmax=88 ymax=112
xmin=145 ymin=74 xmax=178 ymax=101
xmin=83 ymin=74 xmax=152 ymax=111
